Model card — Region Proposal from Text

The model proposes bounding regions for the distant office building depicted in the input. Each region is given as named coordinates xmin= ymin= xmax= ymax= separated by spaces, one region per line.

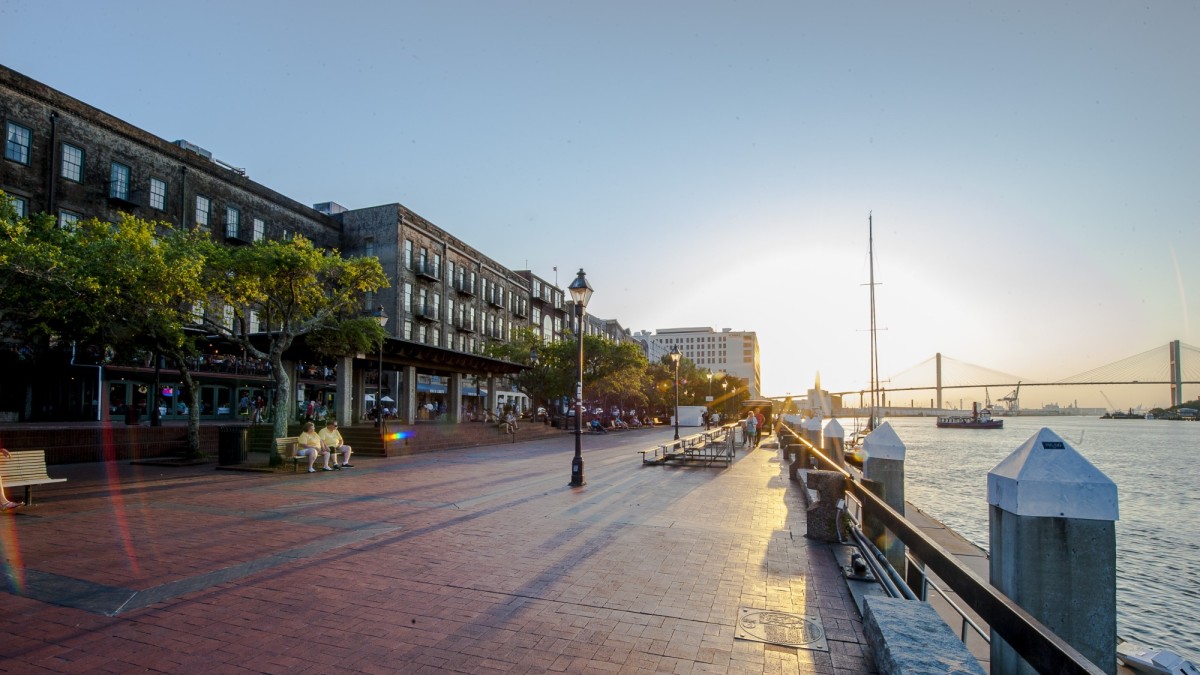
xmin=634 ymin=327 xmax=761 ymax=398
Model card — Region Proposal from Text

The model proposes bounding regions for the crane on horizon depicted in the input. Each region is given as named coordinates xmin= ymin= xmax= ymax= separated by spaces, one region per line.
xmin=999 ymin=382 xmax=1021 ymax=412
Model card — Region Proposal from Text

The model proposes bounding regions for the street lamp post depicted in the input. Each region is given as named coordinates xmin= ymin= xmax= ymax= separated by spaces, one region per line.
xmin=706 ymin=372 xmax=713 ymax=429
xmin=721 ymin=379 xmax=728 ymax=418
xmin=669 ymin=345 xmax=681 ymax=441
xmin=372 ymin=305 xmax=388 ymax=428
xmin=568 ymin=269 xmax=593 ymax=487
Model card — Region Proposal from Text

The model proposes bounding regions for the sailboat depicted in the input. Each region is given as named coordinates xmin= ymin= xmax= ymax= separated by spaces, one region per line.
xmin=849 ymin=213 xmax=882 ymax=464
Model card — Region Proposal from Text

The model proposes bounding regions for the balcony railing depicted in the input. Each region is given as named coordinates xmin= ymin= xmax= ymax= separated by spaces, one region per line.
xmin=414 ymin=304 xmax=438 ymax=322
xmin=415 ymin=261 xmax=440 ymax=281
xmin=454 ymin=280 xmax=475 ymax=296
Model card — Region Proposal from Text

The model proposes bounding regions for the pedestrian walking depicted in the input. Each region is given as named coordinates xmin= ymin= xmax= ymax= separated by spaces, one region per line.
xmin=744 ymin=411 xmax=759 ymax=448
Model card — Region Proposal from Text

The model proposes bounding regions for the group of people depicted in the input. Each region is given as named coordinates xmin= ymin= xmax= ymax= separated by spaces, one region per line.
xmin=295 ymin=420 xmax=355 ymax=473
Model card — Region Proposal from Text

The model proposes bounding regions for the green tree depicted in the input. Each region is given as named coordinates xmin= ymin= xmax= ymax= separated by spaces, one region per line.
xmin=0 ymin=198 xmax=213 ymax=454
xmin=201 ymin=235 xmax=388 ymax=452
xmin=71 ymin=215 xmax=214 ymax=456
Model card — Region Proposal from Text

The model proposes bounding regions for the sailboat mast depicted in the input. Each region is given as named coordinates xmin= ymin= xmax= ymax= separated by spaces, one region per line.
xmin=868 ymin=213 xmax=879 ymax=427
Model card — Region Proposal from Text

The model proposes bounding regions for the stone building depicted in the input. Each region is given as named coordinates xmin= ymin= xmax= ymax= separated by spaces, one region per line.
xmin=635 ymin=327 xmax=762 ymax=398
xmin=1 ymin=64 xmax=349 ymax=423
xmin=1 ymin=64 xmax=540 ymax=425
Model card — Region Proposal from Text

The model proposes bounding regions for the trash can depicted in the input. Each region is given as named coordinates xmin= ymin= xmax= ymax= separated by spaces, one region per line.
xmin=218 ymin=425 xmax=249 ymax=466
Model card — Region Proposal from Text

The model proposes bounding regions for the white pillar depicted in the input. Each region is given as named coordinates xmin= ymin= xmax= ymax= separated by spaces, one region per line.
xmin=862 ymin=421 xmax=906 ymax=573
xmin=988 ymin=428 xmax=1118 ymax=675
xmin=402 ymin=365 xmax=417 ymax=424
xmin=334 ymin=355 xmax=353 ymax=425
xmin=823 ymin=418 xmax=845 ymax=466
xmin=448 ymin=373 xmax=463 ymax=423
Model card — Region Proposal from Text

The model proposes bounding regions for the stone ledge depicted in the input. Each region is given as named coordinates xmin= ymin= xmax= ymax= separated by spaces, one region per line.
xmin=863 ymin=595 xmax=985 ymax=675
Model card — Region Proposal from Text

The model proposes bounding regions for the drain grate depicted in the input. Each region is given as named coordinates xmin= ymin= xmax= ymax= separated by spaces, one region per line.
xmin=735 ymin=607 xmax=829 ymax=652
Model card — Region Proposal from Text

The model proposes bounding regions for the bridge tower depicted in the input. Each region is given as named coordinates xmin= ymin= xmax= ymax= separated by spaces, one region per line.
xmin=935 ymin=352 xmax=943 ymax=410
xmin=1170 ymin=339 xmax=1183 ymax=407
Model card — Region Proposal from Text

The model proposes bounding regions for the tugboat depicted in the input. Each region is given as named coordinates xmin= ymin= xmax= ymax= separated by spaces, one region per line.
xmin=937 ymin=402 xmax=1003 ymax=429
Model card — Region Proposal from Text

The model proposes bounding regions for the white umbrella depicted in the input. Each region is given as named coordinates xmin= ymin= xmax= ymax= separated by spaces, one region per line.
xmin=364 ymin=394 xmax=376 ymax=402
xmin=381 ymin=395 xmax=395 ymax=403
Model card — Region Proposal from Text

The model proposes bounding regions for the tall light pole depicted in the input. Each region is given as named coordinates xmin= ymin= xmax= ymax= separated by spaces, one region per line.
xmin=372 ymin=305 xmax=388 ymax=428
xmin=568 ymin=269 xmax=593 ymax=487
xmin=715 ymin=374 xmax=724 ymax=417
xmin=670 ymin=345 xmax=681 ymax=440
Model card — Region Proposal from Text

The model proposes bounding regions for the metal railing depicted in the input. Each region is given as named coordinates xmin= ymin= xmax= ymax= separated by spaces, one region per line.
xmin=775 ymin=424 xmax=1106 ymax=675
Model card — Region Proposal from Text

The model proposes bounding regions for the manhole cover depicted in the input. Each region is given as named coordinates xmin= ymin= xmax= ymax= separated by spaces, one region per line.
xmin=735 ymin=607 xmax=828 ymax=652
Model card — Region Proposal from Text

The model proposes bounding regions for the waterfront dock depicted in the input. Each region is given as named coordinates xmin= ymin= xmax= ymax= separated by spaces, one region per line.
xmin=0 ymin=427 xmax=878 ymax=673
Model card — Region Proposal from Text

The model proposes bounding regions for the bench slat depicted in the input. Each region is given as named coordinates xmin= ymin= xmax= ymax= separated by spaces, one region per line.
xmin=0 ymin=450 xmax=68 ymax=505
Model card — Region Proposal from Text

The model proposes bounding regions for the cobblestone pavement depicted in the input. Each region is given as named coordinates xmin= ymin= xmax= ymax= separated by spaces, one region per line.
xmin=0 ymin=428 xmax=874 ymax=673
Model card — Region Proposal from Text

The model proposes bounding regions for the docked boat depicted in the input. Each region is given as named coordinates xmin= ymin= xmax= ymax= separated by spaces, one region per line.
xmin=1117 ymin=638 xmax=1199 ymax=674
xmin=937 ymin=402 xmax=1003 ymax=429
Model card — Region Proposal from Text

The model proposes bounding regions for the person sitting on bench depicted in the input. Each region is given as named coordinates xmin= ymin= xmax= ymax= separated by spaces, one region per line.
xmin=319 ymin=420 xmax=353 ymax=468
xmin=298 ymin=421 xmax=335 ymax=473
xmin=589 ymin=418 xmax=607 ymax=434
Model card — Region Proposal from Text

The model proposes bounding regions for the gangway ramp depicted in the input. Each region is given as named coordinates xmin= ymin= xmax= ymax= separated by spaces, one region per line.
xmin=639 ymin=424 xmax=740 ymax=467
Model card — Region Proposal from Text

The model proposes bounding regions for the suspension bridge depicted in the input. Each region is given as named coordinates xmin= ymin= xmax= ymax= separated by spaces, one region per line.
xmin=829 ymin=340 xmax=1200 ymax=411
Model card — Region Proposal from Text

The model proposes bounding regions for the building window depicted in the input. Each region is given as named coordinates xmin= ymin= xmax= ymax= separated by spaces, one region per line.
xmin=226 ymin=206 xmax=240 ymax=238
xmin=149 ymin=178 xmax=167 ymax=210
xmin=253 ymin=218 xmax=265 ymax=242
xmin=403 ymin=282 xmax=412 ymax=313
xmin=5 ymin=122 xmax=31 ymax=164
xmin=433 ymin=253 xmax=441 ymax=278
xmin=195 ymin=195 xmax=210 ymax=227
xmin=61 ymin=144 xmax=83 ymax=181
xmin=109 ymin=162 xmax=131 ymax=200
xmin=432 ymin=327 xmax=441 ymax=347
xmin=248 ymin=309 xmax=260 ymax=333
xmin=447 ymin=261 xmax=455 ymax=284
xmin=403 ymin=320 xmax=413 ymax=340
xmin=9 ymin=195 xmax=28 ymax=217
xmin=404 ymin=240 xmax=413 ymax=270
xmin=417 ymin=324 xmax=427 ymax=344
xmin=58 ymin=210 xmax=81 ymax=229
xmin=222 ymin=304 xmax=234 ymax=330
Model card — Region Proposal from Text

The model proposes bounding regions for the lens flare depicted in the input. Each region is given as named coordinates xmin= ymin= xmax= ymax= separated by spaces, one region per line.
xmin=101 ymin=423 xmax=142 ymax=577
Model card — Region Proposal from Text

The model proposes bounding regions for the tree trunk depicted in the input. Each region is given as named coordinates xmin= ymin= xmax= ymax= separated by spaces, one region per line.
xmin=270 ymin=354 xmax=291 ymax=465
xmin=179 ymin=366 xmax=202 ymax=459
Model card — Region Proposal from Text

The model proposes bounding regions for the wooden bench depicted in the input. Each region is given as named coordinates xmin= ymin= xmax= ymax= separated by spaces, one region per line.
xmin=276 ymin=437 xmax=342 ymax=473
xmin=275 ymin=437 xmax=304 ymax=472
xmin=1 ymin=450 xmax=68 ymax=505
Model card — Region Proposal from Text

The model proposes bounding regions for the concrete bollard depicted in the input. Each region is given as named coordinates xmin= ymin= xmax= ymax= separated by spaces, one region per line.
xmin=823 ymin=418 xmax=845 ymax=467
xmin=988 ymin=428 xmax=1118 ymax=675
xmin=804 ymin=415 xmax=822 ymax=451
xmin=805 ymin=470 xmax=846 ymax=541
xmin=862 ymin=421 xmax=906 ymax=574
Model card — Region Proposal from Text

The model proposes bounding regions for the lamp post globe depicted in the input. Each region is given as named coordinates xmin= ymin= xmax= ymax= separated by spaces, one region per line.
xmin=669 ymin=345 xmax=681 ymax=441
xmin=567 ymin=269 xmax=593 ymax=487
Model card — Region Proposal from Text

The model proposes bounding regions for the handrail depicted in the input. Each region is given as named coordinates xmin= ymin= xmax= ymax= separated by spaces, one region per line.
xmin=775 ymin=424 xmax=1106 ymax=675
xmin=908 ymin=550 xmax=991 ymax=645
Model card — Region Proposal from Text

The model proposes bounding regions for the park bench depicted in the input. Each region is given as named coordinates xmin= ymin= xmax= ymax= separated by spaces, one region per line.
xmin=0 ymin=450 xmax=68 ymax=505
xmin=275 ymin=437 xmax=306 ymax=473
xmin=276 ymin=436 xmax=345 ymax=473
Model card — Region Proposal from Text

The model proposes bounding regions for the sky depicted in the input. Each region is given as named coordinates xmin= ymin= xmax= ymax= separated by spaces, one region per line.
xmin=3 ymin=1 xmax=1198 ymax=409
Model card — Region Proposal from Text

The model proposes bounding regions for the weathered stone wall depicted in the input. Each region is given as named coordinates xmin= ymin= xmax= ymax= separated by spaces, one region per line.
xmin=0 ymin=64 xmax=339 ymax=247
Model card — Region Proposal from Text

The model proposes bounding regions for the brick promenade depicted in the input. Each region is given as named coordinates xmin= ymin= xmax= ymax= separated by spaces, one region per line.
xmin=0 ymin=427 xmax=874 ymax=673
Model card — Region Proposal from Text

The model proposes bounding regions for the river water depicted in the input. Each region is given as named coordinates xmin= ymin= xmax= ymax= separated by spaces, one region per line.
xmin=844 ymin=415 xmax=1199 ymax=664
